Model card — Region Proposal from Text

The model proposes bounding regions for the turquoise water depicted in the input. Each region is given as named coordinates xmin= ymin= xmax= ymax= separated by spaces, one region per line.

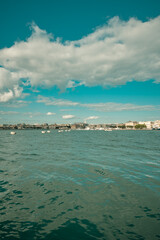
xmin=0 ymin=130 xmax=160 ymax=240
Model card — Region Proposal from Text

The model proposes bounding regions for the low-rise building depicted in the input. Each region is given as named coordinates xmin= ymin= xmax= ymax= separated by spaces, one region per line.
xmin=153 ymin=120 xmax=160 ymax=129
xmin=125 ymin=121 xmax=138 ymax=129
xmin=139 ymin=121 xmax=153 ymax=129
xmin=71 ymin=123 xmax=87 ymax=130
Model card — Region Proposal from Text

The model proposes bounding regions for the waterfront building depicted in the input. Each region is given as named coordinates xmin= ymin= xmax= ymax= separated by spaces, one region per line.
xmin=71 ymin=123 xmax=88 ymax=130
xmin=125 ymin=121 xmax=138 ymax=129
xmin=153 ymin=120 xmax=160 ymax=129
xmin=139 ymin=121 xmax=153 ymax=129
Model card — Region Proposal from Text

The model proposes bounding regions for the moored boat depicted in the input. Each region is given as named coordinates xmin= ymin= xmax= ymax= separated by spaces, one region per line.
xmin=10 ymin=131 xmax=16 ymax=135
xmin=104 ymin=129 xmax=112 ymax=131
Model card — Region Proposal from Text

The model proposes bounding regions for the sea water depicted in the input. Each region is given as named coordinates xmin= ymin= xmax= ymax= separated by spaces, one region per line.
xmin=0 ymin=130 xmax=160 ymax=239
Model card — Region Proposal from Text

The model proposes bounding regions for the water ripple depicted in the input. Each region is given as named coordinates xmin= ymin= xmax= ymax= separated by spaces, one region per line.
xmin=0 ymin=130 xmax=160 ymax=239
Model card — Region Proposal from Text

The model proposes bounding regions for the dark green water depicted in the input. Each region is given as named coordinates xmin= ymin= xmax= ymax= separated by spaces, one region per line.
xmin=0 ymin=130 xmax=160 ymax=240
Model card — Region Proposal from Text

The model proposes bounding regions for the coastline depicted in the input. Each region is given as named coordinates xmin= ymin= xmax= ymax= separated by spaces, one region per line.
xmin=0 ymin=123 xmax=159 ymax=131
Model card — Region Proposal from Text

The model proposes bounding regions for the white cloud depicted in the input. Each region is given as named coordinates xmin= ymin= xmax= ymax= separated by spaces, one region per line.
xmin=0 ymin=99 xmax=31 ymax=108
xmin=23 ymin=112 xmax=42 ymax=116
xmin=31 ymin=89 xmax=40 ymax=93
xmin=60 ymin=109 xmax=75 ymax=112
xmin=46 ymin=112 xmax=56 ymax=116
xmin=62 ymin=115 xmax=75 ymax=119
xmin=0 ymin=67 xmax=23 ymax=102
xmin=22 ymin=112 xmax=42 ymax=119
xmin=0 ymin=16 xmax=160 ymax=101
xmin=82 ymin=102 xmax=158 ymax=112
xmin=0 ymin=90 xmax=14 ymax=102
xmin=0 ymin=111 xmax=19 ymax=115
xmin=37 ymin=96 xmax=159 ymax=112
xmin=37 ymin=95 xmax=79 ymax=106
xmin=85 ymin=116 xmax=99 ymax=120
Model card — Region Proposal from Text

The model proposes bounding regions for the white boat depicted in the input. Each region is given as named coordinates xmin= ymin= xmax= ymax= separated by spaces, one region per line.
xmin=10 ymin=131 xmax=16 ymax=135
xmin=105 ymin=129 xmax=112 ymax=131
xmin=41 ymin=131 xmax=46 ymax=133
xmin=47 ymin=130 xmax=50 ymax=133
xmin=84 ymin=127 xmax=90 ymax=130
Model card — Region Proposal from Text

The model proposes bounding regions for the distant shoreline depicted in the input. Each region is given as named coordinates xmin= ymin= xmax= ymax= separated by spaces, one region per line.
xmin=0 ymin=124 xmax=159 ymax=131
xmin=0 ymin=120 xmax=160 ymax=131
xmin=0 ymin=129 xmax=159 ymax=131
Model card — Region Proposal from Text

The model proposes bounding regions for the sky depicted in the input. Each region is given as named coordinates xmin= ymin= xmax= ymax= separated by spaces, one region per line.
xmin=0 ymin=0 xmax=160 ymax=124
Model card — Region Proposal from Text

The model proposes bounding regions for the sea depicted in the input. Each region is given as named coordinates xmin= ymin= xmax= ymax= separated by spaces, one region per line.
xmin=0 ymin=130 xmax=160 ymax=240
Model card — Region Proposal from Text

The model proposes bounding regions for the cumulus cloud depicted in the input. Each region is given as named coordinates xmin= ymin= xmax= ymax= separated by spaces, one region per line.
xmin=0 ymin=67 xmax=23 ymax=102
xmin=62 ymin=115 xmax=75 ymax=119
xmin=46 ymin=112 xmax=56 ymax=116
xmin=0 ymin=17 xmax=160 ymax=101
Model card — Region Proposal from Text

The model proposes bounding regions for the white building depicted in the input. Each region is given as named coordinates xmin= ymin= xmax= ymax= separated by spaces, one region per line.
xmin=153 ymin=120 xmax=160 ymax=129
xmin=139 ymin=121 xmax=153 ymax=129
xmin=125 ymin=121 xmax=138 ymax=128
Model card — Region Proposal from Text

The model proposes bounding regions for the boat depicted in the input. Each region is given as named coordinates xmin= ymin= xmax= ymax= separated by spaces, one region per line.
xmin=47 ymin=130 xmax=50 ymax=133
xmin=84 ymin=127 xmax=90 ymax=130
xmin=10 ymin=131 xmax=16 ymax=135
xmin=41 ymin=131 xmax=46 ymax=133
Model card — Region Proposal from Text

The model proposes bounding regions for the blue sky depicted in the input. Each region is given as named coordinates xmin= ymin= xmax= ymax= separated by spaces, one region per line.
xmin=0 ymin=0 xmax=160 ymax=124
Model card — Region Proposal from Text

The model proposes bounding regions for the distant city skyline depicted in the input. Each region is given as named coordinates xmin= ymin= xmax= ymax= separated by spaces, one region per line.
xmin=0 ymin=0 xmax=160 ymax=124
